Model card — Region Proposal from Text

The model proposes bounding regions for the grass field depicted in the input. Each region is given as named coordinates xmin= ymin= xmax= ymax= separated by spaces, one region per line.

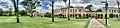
xmin=0 ymin=16 xmax=89 ymax=28
xmin=100 ymin=19 xmax=120 ymax=28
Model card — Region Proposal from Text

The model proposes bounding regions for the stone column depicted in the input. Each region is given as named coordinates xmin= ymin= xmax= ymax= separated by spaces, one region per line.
xmin=77 ymin=14 xmax=79 ymax=17
xmin=43 ymin=14 xmax=44 ymax=17
xmin=65 ymin=14 xmax=68 ymax=18
xmin=81 ymin=14 xmax=83 ymax=18
xmin=107 ymin=14 xmax=109 ymax=18
xmin=118 ymin=14 xmax=120 ymax=18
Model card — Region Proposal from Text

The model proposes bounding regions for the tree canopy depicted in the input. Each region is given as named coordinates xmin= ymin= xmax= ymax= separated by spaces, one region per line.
xmin=85 ymin=5 xmax=93 ymax=11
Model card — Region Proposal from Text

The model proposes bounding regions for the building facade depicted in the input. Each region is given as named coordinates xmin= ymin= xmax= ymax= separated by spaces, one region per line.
xmin=54 ymin=7 xmax=120 ymax=18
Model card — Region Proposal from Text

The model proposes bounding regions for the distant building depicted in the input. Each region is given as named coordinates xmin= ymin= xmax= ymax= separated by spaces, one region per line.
xmin=54 ymin=7 xmax=120 ymax=18
xmin=27 ymin=10 xmax=39 ymax=17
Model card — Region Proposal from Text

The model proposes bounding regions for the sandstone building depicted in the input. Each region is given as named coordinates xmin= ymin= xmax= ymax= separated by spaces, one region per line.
xmin=54 ymin=7 xmax=120 ymax=18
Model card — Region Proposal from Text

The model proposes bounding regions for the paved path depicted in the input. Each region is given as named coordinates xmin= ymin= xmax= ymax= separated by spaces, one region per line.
xmin=88 ymin=19 xmax=106 ymax=28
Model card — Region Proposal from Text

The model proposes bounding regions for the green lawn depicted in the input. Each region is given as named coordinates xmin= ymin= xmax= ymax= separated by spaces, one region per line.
xmin=0 ymin=16 xmax=89 ymax=28
xmin=100 ymin=19 xmax=120 ymax=28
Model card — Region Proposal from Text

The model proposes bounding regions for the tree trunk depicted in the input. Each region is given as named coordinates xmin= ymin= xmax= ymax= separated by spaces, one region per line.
xmin=52 ymin=0 xmax=54 ymax=22
xmin=68 ymin=0 xmax=70 ymax=20
xmin=30 ymin=12 xmax=33 ymax=18
xmin=13 ymin=0 xmax=20 ymax=23
xmin=16 ymin=12 xmax=20 ymax=23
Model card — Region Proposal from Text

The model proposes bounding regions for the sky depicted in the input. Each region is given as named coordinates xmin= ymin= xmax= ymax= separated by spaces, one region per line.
xmin=0 ymin=0 xmax=120 ymax=12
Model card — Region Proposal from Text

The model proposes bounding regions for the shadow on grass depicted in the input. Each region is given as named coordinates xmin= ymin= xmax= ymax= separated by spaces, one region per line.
xmin=0 ymin=22 xmax=22 ymax=25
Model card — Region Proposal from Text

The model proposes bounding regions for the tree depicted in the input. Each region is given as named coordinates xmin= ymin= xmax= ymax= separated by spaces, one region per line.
xmin=85 ymin=5 xmax=93 ymax=11
xmin=3 ymin=11 xmax=9 ymax=16
xmin=63 ymin=0 xmax=70 ymax=20
xmin=11 ymin=0 xmax=20 ymax=23
xmin=21 ymin=0 xmax=41 ymax=18
xmin=109 ymin=13 xmax=114 ymax=18
xmin=96 ymin=9 xmax=102 ymax=12
xmin=19 ymin=10 xmax=27 ymax=16
xmin=59 ymin=14 xmax=64 ymax=18
xmin=52 ymin=0 xmax=55 ymax=22
xmin=0 ymin=9 xmax=3 ymax=16
xmin=44 ymin=12 xmax=52 ymax=17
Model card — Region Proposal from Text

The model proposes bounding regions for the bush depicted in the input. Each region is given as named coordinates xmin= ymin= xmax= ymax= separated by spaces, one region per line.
xmin=44 ymin=12 xmax=52 ymax=17
xmin=109 ymin=13 xmax=114 ymax=18
xmin=19 ymin=10 xmax=27 ymax=16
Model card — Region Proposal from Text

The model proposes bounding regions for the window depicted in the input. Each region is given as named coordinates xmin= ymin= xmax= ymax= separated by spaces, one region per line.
xmin=62 ymin=10 xmax=66 ymax=13
xmin=75 ymin=9 xmax=77 ymax=12
xmin=114 ymin=10 xmax=116 ymax=12
xmin=79 ymin=9 xmax=81 ymax=12
xmin=119 ymin=10 xmax=120 ymax=13
xmin=112 ymin=10 xmax=114 ymax=12
xmin=73 ymin=9 xmax=74 ymax=12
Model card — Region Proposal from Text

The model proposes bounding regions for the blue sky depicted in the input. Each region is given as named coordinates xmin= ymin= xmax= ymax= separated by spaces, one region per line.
xmin=0 ymin=0 xmax=120 ymax=12
xmin=0 ymin=0 xmax=52 ymax=13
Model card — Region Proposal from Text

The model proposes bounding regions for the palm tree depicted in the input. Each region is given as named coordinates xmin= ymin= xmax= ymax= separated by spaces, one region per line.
xmin=63 ymin=0 xmax=70 ymax=20
xmin=63 ymin=0 xmax=68 ymax=7
xmin=11 ymin=0 xmax=20 ymax=23
xmin=85 ymin=5 xmax=93 ymax=11
xmin=52 ymin=0 xmax=55 ymax=22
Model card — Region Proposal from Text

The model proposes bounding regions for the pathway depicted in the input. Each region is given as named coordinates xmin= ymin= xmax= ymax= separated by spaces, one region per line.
xmin=88 ymin=19 xmax=106 ymax=28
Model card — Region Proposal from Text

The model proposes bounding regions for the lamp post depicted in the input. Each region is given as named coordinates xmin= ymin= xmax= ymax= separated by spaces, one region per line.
xmin=116 ymin=0 xmax=119 ymax=18
xmin=63 ymin=0 xmax=70 ymax=20
xmin=105 ymin=2 xmax=108 ymax=25
xmin=52 ymin=0 xmax=55 ymax=22
xmin=102 ymin=0 xmax=108 ymax=25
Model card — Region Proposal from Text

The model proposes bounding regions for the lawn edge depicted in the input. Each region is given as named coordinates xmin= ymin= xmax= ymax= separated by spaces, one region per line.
xmin=97 ymin=19 xmax=110 ymax=28
xmin=84 ymin=19 xmax=91 ymax=28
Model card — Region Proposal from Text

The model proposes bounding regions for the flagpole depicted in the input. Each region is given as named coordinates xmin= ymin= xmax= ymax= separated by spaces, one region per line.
xmin=116 ymin=0 xmax=119 ymax=19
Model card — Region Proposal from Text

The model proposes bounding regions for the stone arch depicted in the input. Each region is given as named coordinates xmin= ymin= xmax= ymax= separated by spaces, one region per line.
xmin=79 ymin=14 xmax=81 ymax=17
xmin=83 ymin=14 xmax=86 ymax=18
xmin=98 ymin=14 xmax=100 ymax=18
xmin=115 ymin=14 xmax=118 ymax=18
xmin=101 ymin=14 xmax=103 ymax=18
xmin=109 ymin=13 xmax=114 ymax=18
xmin=70 ymin=14 xmax=72 ymax=17
xmin=75 ymin=14 xmax=77 ymax=17
xmin=86 ymin=14 xmax=89 ymax=18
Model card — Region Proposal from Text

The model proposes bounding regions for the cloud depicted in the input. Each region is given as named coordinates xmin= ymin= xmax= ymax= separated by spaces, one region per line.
xmin=0 ymin=0 xmax=120 ymax=12
xmin=54 ymin=0 xmax=119 ymax=10
xmin=81 ymin=0 xmax=93 ymax=3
